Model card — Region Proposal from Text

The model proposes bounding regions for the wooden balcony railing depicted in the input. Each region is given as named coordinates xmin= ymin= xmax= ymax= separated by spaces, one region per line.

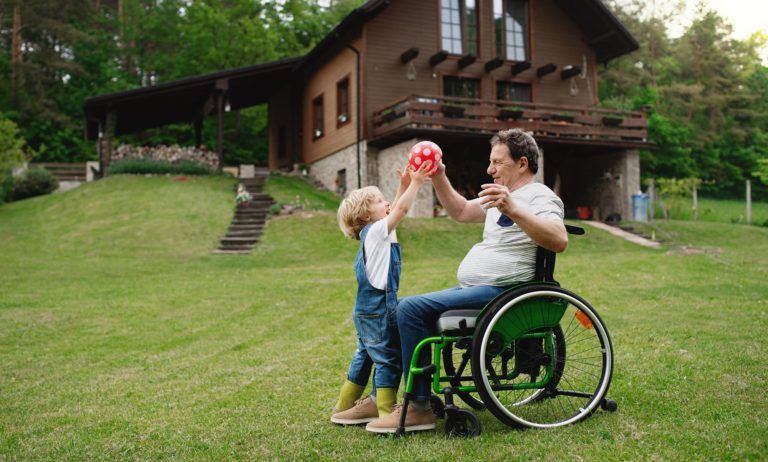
xmin=372 ymin=95 xmax=649 ymax=146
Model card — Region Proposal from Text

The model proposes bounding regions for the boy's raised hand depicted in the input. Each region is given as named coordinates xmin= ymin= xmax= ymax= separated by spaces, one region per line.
xmin=409 ymin=160 xmax=433 ymax=185
xmin=396 ymin=164 xmax=412 ymax=189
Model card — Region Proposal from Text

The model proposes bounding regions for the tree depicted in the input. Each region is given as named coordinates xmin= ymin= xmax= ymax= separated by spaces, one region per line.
xmin=0 ymin=115 xmax=29 ymax=182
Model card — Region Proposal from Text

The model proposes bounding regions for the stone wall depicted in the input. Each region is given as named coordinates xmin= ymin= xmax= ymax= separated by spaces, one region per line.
xmin=376 ymin=139 xmax=434 ymax=218
xmin=308 ymin=139 xmax=434 ymax=217
xmin=309 ymin=142 xmax=368 ymax=195
xmin=113 ymin=144 xmax=219 ymax=169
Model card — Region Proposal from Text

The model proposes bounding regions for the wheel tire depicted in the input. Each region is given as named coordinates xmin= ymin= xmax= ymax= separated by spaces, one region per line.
xmin=470 ymin=285 xmax=614 ymax=429
xmin=444 ymin=408 xmax=482 ymax=438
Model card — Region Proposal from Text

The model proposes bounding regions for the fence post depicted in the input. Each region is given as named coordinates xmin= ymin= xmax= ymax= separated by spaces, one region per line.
xmin=746 ymin=179 xmax=752 ymax=225
xmin=692 ymin=183 xmax=698 ymax=221
xmin=648 ymin=178 xmax=655 ymax=222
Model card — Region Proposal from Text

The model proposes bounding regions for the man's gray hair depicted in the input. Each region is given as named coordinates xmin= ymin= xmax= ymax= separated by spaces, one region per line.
xmin=490 ymin=128 xmax=539 ymax=174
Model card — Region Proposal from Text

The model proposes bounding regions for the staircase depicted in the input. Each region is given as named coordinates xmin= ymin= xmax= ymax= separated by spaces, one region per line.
xmin=213 ymin=170 xmax=275 ymax=255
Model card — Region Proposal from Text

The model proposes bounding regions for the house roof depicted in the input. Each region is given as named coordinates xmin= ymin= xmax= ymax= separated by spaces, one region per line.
xmin=83 ymin=0 xmax=637 ymax=140
xmin=83 ymin=56 xmax=302 ymax=140
xmin=553 ymin=0 xmax=639 ymax=63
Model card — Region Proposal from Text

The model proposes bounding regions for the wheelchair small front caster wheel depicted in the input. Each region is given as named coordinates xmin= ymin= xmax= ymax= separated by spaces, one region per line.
xmin=444 ymin=408 xmax=481 ymax=438
xmin=431 ymin=394 xmax=446 ymax=419
xmin=601 ymin=399 xmax=618 ymax=412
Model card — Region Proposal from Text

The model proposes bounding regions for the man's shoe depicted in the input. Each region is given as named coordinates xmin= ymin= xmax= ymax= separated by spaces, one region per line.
xmin=330 ymin=395 xmax=378 ymax=425
xmin=365 ymin=403 xmax=436 ymax=434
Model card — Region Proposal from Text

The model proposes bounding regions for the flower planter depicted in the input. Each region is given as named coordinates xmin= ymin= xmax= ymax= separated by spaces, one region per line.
xmin=602 ymin=116 xmax=623 ymax=126
xmin=552 ymin=114 xmax=575 ymax=123
xmin=499 ymin=109 xmax=524 ymax=120
xmin=442 ymin=105 xmax=465 ymax=118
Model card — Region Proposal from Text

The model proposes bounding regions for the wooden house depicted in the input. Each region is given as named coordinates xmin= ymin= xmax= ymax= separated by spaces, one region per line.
xmin=85 ymin=0 xmax=648 ymax=220
xmin=270 ymin=0 xmax=647 ymax=219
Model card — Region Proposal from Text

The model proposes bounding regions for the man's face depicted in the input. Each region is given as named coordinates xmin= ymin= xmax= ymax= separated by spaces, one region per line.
xmin=486 ymin=143 xmax=526 ymax=189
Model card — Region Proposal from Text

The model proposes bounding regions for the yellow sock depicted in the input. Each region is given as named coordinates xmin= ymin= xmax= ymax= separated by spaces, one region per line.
xmin=334 ymin=380 xmax=365 ymax=412
xmin=375 ymin=388 xmax=397 ymax=417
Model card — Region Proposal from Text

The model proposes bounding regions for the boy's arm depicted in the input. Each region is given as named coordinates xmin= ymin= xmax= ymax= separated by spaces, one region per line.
xmin=386 ymin=162 xmax=431 ymax=234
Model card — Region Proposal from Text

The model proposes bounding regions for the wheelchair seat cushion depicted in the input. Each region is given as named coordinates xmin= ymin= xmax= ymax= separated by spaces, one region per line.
xmin=435 ymin=309 xmax=483 ymax=335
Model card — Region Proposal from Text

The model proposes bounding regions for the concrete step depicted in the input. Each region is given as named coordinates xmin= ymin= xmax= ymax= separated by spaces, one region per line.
xmin=220 ymin=236 xmax=259 ymax=245
xmin=212 ymin=248 xmax=253 ymax=255
xmin=226 ymin=230 xmax=262 ymax=237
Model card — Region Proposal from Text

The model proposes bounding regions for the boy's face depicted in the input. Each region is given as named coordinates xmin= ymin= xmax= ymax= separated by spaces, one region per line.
xmin=367 ymin=192 xmax=390 ymax=222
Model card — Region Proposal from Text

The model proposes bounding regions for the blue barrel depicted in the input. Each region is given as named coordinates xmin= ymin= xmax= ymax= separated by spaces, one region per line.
xmin=632 ymin=193 xmax=649 ymax=222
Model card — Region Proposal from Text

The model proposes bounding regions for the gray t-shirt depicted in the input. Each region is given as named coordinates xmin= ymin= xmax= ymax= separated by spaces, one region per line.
xmin=456 ymin=182 xmax=564 ymax=287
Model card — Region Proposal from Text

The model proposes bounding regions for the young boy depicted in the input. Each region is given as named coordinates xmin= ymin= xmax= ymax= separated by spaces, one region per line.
xmin=331 ymin=161 xmax=433 ymax=425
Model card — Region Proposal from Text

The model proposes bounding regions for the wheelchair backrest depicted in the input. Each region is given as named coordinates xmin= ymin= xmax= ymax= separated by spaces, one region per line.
xmin=533 ymin=224 xmax=584 ymax=283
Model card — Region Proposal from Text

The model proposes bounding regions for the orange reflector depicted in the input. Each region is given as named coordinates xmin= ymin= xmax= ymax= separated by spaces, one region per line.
xmin=575 ymin=310 xmax=593 ymax=329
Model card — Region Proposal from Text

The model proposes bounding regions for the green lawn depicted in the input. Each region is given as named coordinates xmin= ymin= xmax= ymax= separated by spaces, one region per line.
xmin=1 ymin=175 xmax=766 ymax=460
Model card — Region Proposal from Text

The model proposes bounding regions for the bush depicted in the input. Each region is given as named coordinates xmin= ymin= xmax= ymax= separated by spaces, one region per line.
xmin=12 ymin=168 xmax=58 ymax=200
xmin=108 ymin=159 xmax=213 ymax=175
xmin=0 ymin=175 xmax=14 ymax=204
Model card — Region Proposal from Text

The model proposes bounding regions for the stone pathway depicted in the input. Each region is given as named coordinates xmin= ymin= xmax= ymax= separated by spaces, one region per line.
xmin=582 ymin=220 xmax=662 ymax=249
xmin=213 ymin=169 xmax=275 ymax=255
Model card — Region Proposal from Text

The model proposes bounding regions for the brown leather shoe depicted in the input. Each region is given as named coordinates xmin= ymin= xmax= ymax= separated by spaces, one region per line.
xmin=365 ymin=403 xmax=436 ymax=434
xmin=330 ymin=395 xmax=378 ymax=425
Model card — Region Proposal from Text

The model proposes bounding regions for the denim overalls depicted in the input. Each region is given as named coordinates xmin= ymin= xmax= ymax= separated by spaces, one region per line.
xmin=345 ymin=223 xmax=402 ymax=391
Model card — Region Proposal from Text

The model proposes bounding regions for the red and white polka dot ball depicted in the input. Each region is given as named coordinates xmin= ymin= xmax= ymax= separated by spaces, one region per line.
xmin=408 ymin=141 xmax=442 ymax=174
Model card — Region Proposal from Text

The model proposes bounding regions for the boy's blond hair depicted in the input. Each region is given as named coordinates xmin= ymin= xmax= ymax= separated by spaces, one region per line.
xmin=338 ymin=186 xmax=382 ymax=240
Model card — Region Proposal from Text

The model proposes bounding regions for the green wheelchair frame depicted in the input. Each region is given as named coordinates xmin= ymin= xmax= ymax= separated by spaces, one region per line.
xmin=396 ymin=225 xmax=617 ymax=437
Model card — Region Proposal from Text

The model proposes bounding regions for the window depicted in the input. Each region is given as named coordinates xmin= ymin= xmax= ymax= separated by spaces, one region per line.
xmin=444 ymin=76 xmax=481 ymax=98
xmin=493 ymin=0 xmax=529 ymax=61
xmin=336 ymin=77 xmax=350 ymax=127
xmin=336 ymin=169 xmax=347 ymax=195
xmin=496 ymin=81 xmax=531 ymax=102
xmin=312 ymin=95 xmax=324 ymax=140
xmin=440 ymin=0 xmax=478 ymax=56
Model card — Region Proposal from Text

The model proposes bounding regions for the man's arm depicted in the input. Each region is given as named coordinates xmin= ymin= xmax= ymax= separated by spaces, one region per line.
xmin=432 ymin=161 xmax=485 ymax=223
xmin=479 ymin=183 xmax=568 ymax=252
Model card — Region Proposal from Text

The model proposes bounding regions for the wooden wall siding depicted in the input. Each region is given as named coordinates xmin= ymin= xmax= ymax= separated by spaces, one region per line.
xmin=364 ymin=0 xmax=601 ymax=138
xmin=268 ymin=85 xmax=296 ymax=170
xmin=302 ymin=36 xmax=362 ymax=164
xmin=529 ymin=0 xmax=597 ymax=106
xmin=364 ymin=0 xmax=442 ymax=139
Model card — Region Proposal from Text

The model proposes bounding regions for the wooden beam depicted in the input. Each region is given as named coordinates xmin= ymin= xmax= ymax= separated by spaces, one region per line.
xmin=511 ymin=61 xmax=532 ymax=75
xmin=485 ymin=57 xmax=504 ymax=73
xmin=458 ymin=54 xmax=476 ymax=69
xmin=429 ymin=50 xmax=448 ymax=67
xmin=536 ymin=63 xmax=557 ymax=78
xmin=561 ymin=66 xmax=582 ymax=80
xmin=400 ymin=47 xmax=419 ymax=64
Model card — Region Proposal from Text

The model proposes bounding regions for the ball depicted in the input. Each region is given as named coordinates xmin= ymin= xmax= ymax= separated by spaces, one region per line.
xmin=408 ymin=141 xmax=442 ymax=174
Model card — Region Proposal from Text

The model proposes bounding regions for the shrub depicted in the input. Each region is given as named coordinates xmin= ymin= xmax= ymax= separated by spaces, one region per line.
xmin=12 ymin=168 xmax=58 ymax=200
xmin=108 ymin=159 xmax=213 ymax=175
xmin=0 ymin=175 xmax=14 ymax=204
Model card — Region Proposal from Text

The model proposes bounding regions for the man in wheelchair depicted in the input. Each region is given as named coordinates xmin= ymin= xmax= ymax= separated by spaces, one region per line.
xmin=365 ymin=128 xmax=568 ymax=434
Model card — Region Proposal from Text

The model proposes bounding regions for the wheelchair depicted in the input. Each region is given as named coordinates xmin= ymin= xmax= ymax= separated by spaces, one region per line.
xmin=396 ymin=225 xmax=617 ymax=437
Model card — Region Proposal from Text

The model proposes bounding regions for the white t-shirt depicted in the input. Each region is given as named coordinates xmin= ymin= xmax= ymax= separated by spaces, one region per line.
xmin=456 ymin=182 xmax=564 ymax=287
xmin=363 ymin=218 xmax=398 ymax=290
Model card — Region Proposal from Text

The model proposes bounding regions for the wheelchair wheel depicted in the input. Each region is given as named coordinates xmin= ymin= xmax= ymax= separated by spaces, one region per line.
xmin=442 ymin=339 xmax=485 ymax=410
xmin=444 ymin=408 xmax=481 ymax=438
xmin=470 ymin=285 xmax=613 ymax=429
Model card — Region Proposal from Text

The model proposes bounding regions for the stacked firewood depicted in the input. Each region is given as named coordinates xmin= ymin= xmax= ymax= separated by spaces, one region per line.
xmin=113 ymin=144 xmax=218 ymax=168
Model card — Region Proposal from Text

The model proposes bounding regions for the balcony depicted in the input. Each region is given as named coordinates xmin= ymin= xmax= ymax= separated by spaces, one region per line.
xmin=372 ymin=95 xmax=649 ymax=148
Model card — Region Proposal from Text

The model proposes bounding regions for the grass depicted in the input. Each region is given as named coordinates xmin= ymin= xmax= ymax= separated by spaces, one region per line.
xmin=653 ymin=195 xmax=768 ymax=226
xmin=1 ymin=175 xmax=767 ymax=460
